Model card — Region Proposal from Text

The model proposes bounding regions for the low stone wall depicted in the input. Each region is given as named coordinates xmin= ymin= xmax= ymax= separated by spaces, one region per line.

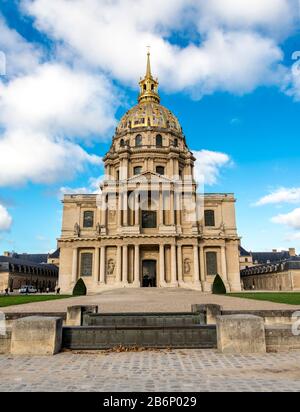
xmin=4 ymin=312 xmax=66 ymax=328
xmin=223 ymin=310 xmax=296 ymax=326
xmin=83 ymin=312 xmax=203 ymax=327
xmin=0 ymin=329 xmax=11 ymax=354
xmin=62 ymin=325 xmax=217 ymax=350
xmin=265 ymin=325 xmax=300 ymax=352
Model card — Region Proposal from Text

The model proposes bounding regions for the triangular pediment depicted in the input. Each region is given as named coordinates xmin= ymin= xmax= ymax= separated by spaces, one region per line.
xmin=127 ymin=171 xmax=172 ymax=184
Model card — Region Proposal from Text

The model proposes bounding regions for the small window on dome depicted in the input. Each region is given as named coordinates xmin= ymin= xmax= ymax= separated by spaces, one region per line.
xmin=135 ymin=135 xmax=142 ymax=147
xmin=156 ymin=135 xmax=163 ymax=147
xmin=134 ymin=166 xmax=142 ymax=176
xmin=156 ymin=166 xmax=165 ymax=175
xmin=120 ymin=139 xmax=125 ymax=147
xmin=173 ymin=139 xmax=178 ymax=147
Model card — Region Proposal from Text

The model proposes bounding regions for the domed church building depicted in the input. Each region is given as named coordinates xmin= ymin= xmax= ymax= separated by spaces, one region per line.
xmin=58 ymin=53 xmax=242 ymax=294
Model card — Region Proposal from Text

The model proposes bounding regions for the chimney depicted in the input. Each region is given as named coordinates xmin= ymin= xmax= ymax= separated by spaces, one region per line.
xmin=272 ymin=249 xmax=277 ymax=253
xmin=289 ymin=248 xmax=296 ymax=257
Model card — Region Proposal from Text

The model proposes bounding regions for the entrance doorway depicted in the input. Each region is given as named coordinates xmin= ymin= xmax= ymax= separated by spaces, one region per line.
xmin=142 ymin=260 xmax=157 ymax=287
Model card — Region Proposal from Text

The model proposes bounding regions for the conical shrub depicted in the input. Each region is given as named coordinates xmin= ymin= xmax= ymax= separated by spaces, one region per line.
xmin=212 ymin=274 xmax=226 ymax=295
xmin=72 ymin=278 xmax=87 ymax=296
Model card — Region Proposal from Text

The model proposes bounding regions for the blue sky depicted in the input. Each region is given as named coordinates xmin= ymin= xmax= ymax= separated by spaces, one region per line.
xmin=1 ymin=0 xmax=300 ymax=254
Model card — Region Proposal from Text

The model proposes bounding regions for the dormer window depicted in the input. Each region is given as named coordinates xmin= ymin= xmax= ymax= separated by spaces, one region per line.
xmin=156 ymin=166 xmax=165 ymax=175
xmin=134 ymin=166 xmax=142 ymax=176
xmin=156 ymin=135 xmax=163 ymax=147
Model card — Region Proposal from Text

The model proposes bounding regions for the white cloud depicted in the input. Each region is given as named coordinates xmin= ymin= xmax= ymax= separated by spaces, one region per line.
xmin=22 ymin=0 xmax=288 ymax=95
xmin=59 ymin=174 xmax=104 ymax=198
xmin=0 ymin=63 xmax=116 ymax=186
xmin=0 ymin=63 xmax=116 ymax=137
xmin=0 ymin=204 xmax=13 ymax=232
xmin=0 ymin=16 xmax=42 ymax=77
xmin=0 ymin=129 xmax=100 ymax=186
xmin=193 ymin=149 xmax=231 ymax=186
xmin=255 ymin=187 xmax=300 ymax=206
xmin=272 ymin=208 xmax=300 ymax=229
xmin=196 ymin=0 xmax=297 ymax=36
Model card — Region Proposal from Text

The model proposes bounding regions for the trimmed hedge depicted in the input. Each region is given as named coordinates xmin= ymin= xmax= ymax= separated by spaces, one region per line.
xmin=72 ymin=278 xmax=87 ymax=296
xmin=212 ymin=274 xmax=227 ymax=295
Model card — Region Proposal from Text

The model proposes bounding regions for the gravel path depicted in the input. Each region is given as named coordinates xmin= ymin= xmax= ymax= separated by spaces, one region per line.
xmin=2 ymin=288 xmax=300 ymax=313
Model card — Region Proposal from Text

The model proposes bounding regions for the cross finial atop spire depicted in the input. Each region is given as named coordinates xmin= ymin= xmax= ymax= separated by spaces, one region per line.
xmin=138 ymin=49 xmax=160 ymax=104
xmin=146 ymin=46 xmax=152 ymax=78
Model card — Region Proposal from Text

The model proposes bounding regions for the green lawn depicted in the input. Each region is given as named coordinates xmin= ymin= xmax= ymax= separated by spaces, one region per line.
xmin=0 ymin=295 xmax=71 ymax=308
xmin=229 ymin=292 xmax=300 ymax=305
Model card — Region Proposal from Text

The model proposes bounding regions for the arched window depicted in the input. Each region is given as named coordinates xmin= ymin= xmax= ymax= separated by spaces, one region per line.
xmin=120 ymin=139 xmax=125 ymax=147
xmin=83 ymin=211 xmax=94 ymax=228
xmin=206 ymin=252 xmax=218 ymax=276
xmin=173 ymin=138 xmax=178 ymax=147
xmin=135 ymin=134 xmax=142 ymax=147
xmin=204 ymin=210 xmax=215 ymax=227
xmin=156 ymin=134 xmax=163 ymax=147
xmin=134 ymin=166 xmax=142 ymax=176
xmin=156 ymin=166 xmax=165 ymax=175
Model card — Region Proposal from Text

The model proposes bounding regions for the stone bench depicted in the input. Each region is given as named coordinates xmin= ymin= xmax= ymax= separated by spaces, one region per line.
xmin=216 ymin=314 xmax=266 ymax=354
xmin=11 ymin=316 xmax=63 ymax=355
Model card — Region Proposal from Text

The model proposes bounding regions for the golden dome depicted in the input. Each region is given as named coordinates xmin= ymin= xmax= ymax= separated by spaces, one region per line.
xmin=116 ymin=52 xmax=182 ymax=135
xmin=117 ymin=101 xmax=182 ymax=134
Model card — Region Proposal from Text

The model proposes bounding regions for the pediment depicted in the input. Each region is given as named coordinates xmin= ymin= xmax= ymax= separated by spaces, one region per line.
xmin=127 ymin=171 xmax=172 ymax=184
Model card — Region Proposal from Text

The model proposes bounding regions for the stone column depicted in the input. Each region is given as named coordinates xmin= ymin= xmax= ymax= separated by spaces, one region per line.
xmin=71 ymin=248 xmax=78 ymax=284
xmin=159 ymin=244 xmax=166 ymax=286
xmin=134 ymin=245 xmax=140 ymax=287
xmin=200 ymin=246 xmax=209 ymax=292
xmin=193 ymin=245 xmax=202 ymax=289
xmin=117 ymin=192 xmax=122 ymax=227
xmin=177 ymin=245 xmax=183 ymax=285
xmin=116 ymin=245 xmax=122 ymax=284
xmin=170 ymin=245 xmax=178 ymax=286
xmin=159 ymin=189 xmax=164 ymax=226
xmin=135 ymin=192 xmax=140 ymax=227
xmin=221 ymin=245 xmax=229 ymax=291
xmin=176 ymin=192 xmax=181 ymax=227
xmin=99 ymin=246 xmax=106 ymax=284
xmin=170 ymin=189 xmax=175 ymax=225
xmin=101 ymin=194 xmax=107 ymax=227
xmin=122 ymin=245 xmax=128 ymax=285
xmin=123 ymin=191 xmax=128 ymax=227
xmin=93 ymin=247 xmax=100 ymax=283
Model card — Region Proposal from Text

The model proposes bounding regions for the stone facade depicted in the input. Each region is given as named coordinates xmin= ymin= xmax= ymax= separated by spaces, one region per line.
xmin=58 ymin=54 xmax=241 ymax=294
xmin=241 ymin=258 xmax=300 ymax=291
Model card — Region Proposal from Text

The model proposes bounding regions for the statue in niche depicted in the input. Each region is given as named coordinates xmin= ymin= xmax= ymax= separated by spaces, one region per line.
xmin=184 ymin=258 xmax=191 ymax=275
xmin=107 ymin=259 xmax=115 ymax=276
xmin=74 ymin=223 xmax=80 ymax=237
xmin=95 ymin=223 xmax=101 ymax=235
xmin=109 ymin=209 xmax=116 ymax=221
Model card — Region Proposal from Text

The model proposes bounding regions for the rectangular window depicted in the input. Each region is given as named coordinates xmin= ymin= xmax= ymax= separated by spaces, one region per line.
xmin=206 ymin=252 xmax=218 ymax=276
xmin=142 ymin=211 xmax=157 ymax=228
xmin=83 ymin=211 xmax=94 ymax=228
xmin=204 ymin=210 xmax=215 ymax=227
xmin=80 ymin=253 xmax=93 ymax=277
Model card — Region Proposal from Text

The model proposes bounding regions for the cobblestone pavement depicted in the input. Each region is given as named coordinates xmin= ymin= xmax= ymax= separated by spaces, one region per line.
xmin=1 ymin=350 xmax=300 ymax=392
xmin=2 ymin=288 xmax=300 ymax=314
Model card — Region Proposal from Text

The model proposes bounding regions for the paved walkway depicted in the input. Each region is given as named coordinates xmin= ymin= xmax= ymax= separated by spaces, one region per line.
xmin=1 ymin=349 xmax=300 ymax=392
xmin=2 ymin=288 xmax=300 ymax=314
